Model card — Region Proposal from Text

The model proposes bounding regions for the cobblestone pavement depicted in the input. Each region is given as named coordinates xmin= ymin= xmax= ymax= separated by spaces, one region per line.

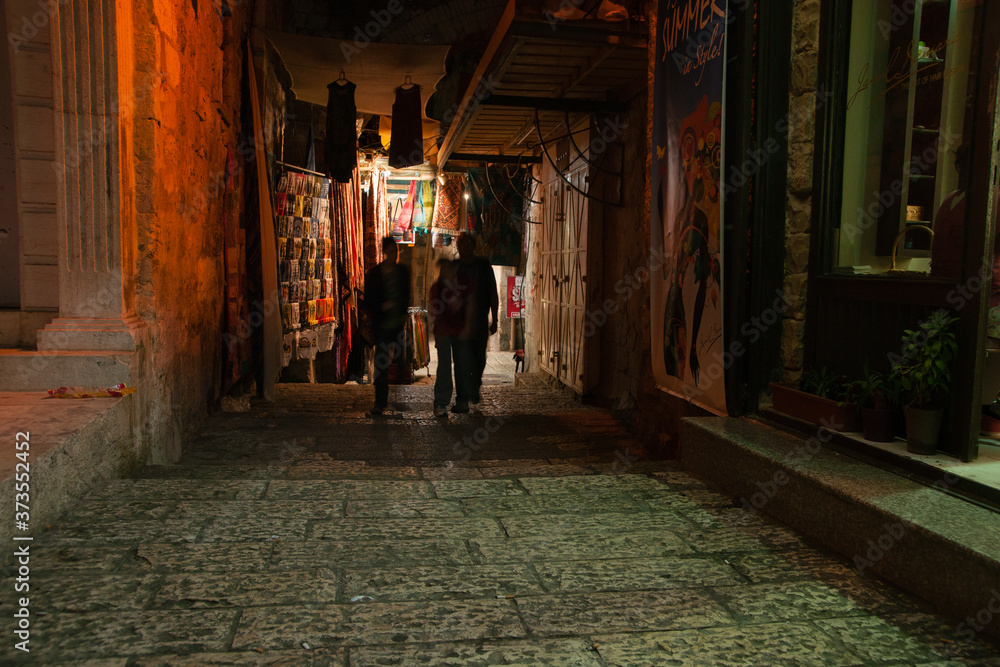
xmin=4 ymin=378 xmax=1000 ymax=665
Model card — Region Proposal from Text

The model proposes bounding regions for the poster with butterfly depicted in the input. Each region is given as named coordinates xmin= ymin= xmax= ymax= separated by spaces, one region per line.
xmin=650 ymin=0 xmax=727 ymax=415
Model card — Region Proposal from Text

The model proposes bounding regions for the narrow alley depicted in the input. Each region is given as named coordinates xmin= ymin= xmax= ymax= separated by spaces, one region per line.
xmin=6 ymin=366 xmax=1000 ymax=665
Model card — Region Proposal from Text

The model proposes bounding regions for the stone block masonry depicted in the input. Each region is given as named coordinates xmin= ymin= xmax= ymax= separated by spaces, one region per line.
xmin=131 ymin=0 xmax=251 ymax=463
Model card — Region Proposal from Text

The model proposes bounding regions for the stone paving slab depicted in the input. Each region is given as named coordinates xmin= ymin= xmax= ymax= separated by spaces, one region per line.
xmin=477 ymin=463 xmax=594 ymax=477
xmin=534 ymin=556 xmax=743 ymax=593
xmin=131 ymin=650 xmax=346 ymax=666
xmin=724 ymin=549 xmax=857 ymax=583
xmin=499 ymin=511 xmax=695 ymax=538
xmin=67 ymin=501 xmax=177 ymax=523
xmin=813 ymin=616 xmax=961 ymax=664
xmin=309 ymin=517 xmax=505 ymax=541
xmin=517 ymin=589 xmax=735 ymax=636
xmin=173 ymin=500 xmax=345 ymax=521
xmin=265 ymin=480 xmax=434 ymax=500
xmin=420 ymin=466 xmax=486 ymax=480
xmin=592 ymin=623 xmax=862 ymax=666
xmin=429 ymin=478 xmax=526 ymax=497
xmin=462 ymin=492 xmax=645 ymax=516
xmin=8 ymin=609 xmax=237 ymax=661
xmin=87 ymin=479 xmax=268 ymax=500
xmin=31 ymin=572 xmax=160 ymax=612
xmin=232 ymin=601 xmax=525 ymax=650
xmin=136 ymin=543 xmax=273 ymax=572
xmin=270 ymin=539 xmax=474 ymax=569
xmin=30 ymin=544 xmax=142 ymax=574
xmin=343 ymin=564 xmax=543 ymax=601
xmin=44 ymin=518 xmax=206 ymax=544
xmin=285 ymin=465 xmax=421 ymax=479
xmin=344 ymin=499 xmax=465 ymax=518
xmin=471 ymin=531 xmax=693 ymax=563
xmin=152 ymin=569 xmax=338 ymax=608
xmin=677 ymin=528 xmax=773 ymax=553
xmin=201 ymin=517 xmax=311 ymax=542
xmin=517 ymin=474 xmax=621 ymax=494
xmin=347 ymin=637 xmax=602 ymax=666
xmin=714 ymin=580 xmax=877 ymax=623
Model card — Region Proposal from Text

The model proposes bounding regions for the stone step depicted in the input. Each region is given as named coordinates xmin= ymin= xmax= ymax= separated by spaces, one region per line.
xmin=0 ymin=391 xmax=139 ymax=564
xmin=681 ymin=416 xmax=1000 ymax=642
xmin=0 ymin=349 xmax=137 ymax=391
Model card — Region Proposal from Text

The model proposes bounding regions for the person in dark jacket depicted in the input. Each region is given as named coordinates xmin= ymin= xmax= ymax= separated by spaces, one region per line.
xmin=456 ymin=233 xmax=498 ymax=404
xmin=362 ymin=237 xmax=411 ymax=415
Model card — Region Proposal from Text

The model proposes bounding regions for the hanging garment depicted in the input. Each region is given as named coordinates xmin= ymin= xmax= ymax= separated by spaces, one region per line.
xmin=432 ymin=174 xmax=463 ymax=233
xmin=412 ymin=180 xmax=427 ymax=227
xmin=325 ymin=80 xmax=358 ymax=183
xmin=388 ymin=84 xmax=424 ymax=169
xmin=397 ymin=180 xmax=417 ymax=231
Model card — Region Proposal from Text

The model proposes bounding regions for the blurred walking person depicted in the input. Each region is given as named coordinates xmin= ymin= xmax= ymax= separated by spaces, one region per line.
xmin=361 ymin=237 xmax=410 ymax=415
xmin=456 ymin=233 xmax=499 ymax=404
xmin=429 ymin=259 xmax=475 ymax=416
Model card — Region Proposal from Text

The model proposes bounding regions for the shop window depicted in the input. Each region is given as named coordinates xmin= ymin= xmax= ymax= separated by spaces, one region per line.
xmin=831 ymin=0 xmax=985 ymax=277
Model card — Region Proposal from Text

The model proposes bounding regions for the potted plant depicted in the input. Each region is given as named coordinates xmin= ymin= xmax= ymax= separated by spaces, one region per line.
xmin=770 ymin=367 xmax=861 ymax=432
xmin=890 ymin=310 xmax=958 ymax=455
xmin=855 ymin=364 xmax=898 ymax=442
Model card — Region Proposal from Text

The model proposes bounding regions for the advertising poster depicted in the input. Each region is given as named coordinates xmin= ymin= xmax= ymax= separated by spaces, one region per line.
xmin=651 ymin=0 xmax=727 ymax=414
xmin=507 ymin=275 xmax=525 ymax=318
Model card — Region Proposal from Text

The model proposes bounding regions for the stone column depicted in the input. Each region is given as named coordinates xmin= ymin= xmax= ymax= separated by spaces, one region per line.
xmin=35 ymin=0 xmax=143 ymax=351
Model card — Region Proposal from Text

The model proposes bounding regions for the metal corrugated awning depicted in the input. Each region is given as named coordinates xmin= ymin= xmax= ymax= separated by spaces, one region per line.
xmin=438 ymin=0 xmax=648 ymax=169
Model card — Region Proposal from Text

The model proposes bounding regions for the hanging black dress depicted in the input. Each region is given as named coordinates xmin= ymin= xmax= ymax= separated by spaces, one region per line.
xmin=325 ymin=80 xmax=358 ymax=183
xmin=389 ymin=84 xmax=424 ymax=169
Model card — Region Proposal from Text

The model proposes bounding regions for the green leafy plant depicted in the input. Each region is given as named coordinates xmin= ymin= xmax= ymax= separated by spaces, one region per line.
xmin=890 ymin=310 xmax=959 ymax=409
xmin=799 ymin=367 xmax=851 ymax=402
xmin=854 ymin=363 xmax=897 ymax=410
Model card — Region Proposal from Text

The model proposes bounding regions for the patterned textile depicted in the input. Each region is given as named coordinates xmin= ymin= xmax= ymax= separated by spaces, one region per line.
xmin=432 ymin=173 xmax=464 ymax=233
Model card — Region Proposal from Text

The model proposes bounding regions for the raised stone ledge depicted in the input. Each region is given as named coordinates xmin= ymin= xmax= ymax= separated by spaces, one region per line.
xmin=680 ymin=416 xmax=1000 ymax=641
xmin=0 ymin=392 xmax=140 ymax=567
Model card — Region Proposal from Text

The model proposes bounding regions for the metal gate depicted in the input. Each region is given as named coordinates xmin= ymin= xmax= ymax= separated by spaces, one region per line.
xmin=539 ymin=166 xmax=588 ymax=392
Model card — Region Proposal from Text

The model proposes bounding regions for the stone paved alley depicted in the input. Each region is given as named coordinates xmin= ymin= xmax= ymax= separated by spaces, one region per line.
xmin=4 ymin=371 xmax=1000 ymax=665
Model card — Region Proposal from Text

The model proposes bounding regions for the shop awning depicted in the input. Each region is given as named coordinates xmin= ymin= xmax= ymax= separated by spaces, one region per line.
xmin=437 ymin=0 xmax=648 ymax=169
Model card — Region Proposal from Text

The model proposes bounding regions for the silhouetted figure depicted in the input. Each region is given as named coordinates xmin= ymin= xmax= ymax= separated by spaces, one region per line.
xmin=456 ymin=233 xmax=498 ymax=404
xmin=362 ymin=237 xmax=411 ymax=415
xmin=429 ymin=259 xmax=475 ymax=416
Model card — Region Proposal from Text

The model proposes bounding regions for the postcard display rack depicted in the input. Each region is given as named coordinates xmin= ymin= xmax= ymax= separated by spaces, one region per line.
xmin=275 ymin=169 xmax=338 ymax=366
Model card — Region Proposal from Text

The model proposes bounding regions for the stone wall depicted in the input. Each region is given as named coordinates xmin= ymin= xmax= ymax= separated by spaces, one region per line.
xmin=782 ymin=0 xmax=822 ymax=383
xmin=132 ymin=0 xmax=249 ymax=462
xmin=592 ymin=95 xmax=651 ymax=412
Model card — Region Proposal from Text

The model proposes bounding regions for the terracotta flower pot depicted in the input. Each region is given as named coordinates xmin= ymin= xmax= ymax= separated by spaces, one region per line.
xmin=861 ymin=407 xmax=895 ymax=442
xmin=770 ymin=382 xmax=860 ymax=432
xmin=904 ymin=406 xmax=943 ymax=455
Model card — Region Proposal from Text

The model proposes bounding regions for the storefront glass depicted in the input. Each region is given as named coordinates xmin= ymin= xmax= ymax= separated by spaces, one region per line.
xmin=831 ymin=0 xmax=989 ymax=277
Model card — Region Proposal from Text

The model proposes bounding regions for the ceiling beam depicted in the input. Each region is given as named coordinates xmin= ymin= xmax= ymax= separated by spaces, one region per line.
xmin=481 ymin=94 xmax=627 ymax=114
xmin=449 ymin=153 xmax=541 ymax=164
